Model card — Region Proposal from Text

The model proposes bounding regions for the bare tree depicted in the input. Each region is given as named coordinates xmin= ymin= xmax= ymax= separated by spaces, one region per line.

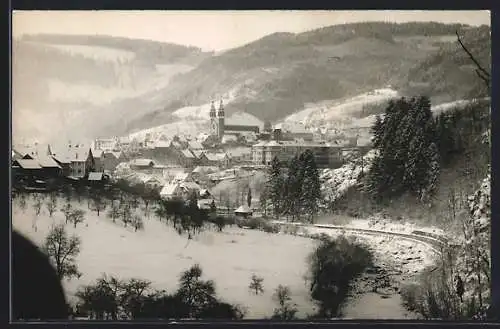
xmin=46 ymin=192 xmax=58 ymax=217
xmin=91 ymin=194 xmax=106 ymax=216
xmin=130 ymin=215 xmax=144 ymax=232
xmin=43 ymin=223 xmax=82 ymax=281
xmin=121 ymin=204 xmax=133 ymax=228
xmin=33 ymin=194 xmax=43 ymax=216
xmin=18 ymin=192 xmax=27 ymax=212
xmin=61 ymin=202 xmax=73 ymax=224
xmin=456 ymin=30 xmax=490 ymax=92
xmin=107 ymin=200 xmax=121 ymax=223
xmin=272 ymin=285 xmax=297 ymax=320
xmin=248 ymin=274 xmax=264 ymax=295
xmin=70 ymin=209 xmax=86 ymax=228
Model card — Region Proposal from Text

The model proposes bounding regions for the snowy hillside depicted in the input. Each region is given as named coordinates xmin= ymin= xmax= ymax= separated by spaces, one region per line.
xmin=128 ymin=119 xmax=210 ymax=142
xmin=320 ymin=150 xmax=377 ymax=204
xmin=284 ymin=88 xmax=399 ymax=126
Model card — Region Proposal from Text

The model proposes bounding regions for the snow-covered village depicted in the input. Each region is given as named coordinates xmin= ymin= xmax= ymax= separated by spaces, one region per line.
xmin=11 ymin=11 xmax=493 ymax=322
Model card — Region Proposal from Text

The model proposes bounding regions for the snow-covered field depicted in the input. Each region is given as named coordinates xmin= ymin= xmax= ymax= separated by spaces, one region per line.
xmin=12 ymin=196 xmax=317 ymax=319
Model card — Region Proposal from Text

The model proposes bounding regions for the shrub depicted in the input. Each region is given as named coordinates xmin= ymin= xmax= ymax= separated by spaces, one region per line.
xmin=261 ymin=222 xmax=280 ymax=234
xmin=307 ymin=235 xmax=373 ymax=318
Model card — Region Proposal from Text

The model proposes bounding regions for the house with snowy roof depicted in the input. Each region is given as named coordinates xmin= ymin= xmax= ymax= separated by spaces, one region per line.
xmin=188 ymin=140 xmax=204 ymax=151
xmin=129 ymin=159 xmax=155 ymax=171
xmin=178 ymin=149 xmax=196 ymax=168
xmin=50 ymin=143 xmax=96 ymax=178
xmin=199 ymin=152 xmax=230 ymax=168
xmin=160 ymin=183 xmax=183 ymax=200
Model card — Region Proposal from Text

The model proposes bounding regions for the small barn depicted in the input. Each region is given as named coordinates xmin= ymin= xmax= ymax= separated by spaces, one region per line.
xmin=88 ymin=172 xmax=105 ymax=185
xmin=234 ymin=205 xmax=253 ymax=219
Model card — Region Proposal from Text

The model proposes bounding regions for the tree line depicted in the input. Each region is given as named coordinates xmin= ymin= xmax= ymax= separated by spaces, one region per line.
xmin=263 ymin=149 xmax=322 ymax=223
xmin=366 ymin=96 xmax=490 ymax=203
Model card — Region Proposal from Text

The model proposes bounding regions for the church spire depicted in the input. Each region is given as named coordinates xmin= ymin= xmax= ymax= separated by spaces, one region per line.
xmin=217 ymin=99 xmax=224 ymax=117
xmin=209 ymin=100 xmax=216 ymax=118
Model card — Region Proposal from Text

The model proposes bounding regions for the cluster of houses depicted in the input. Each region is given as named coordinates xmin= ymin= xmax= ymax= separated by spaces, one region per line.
xmin=157 ymin=169 xmax=254 ymax=218
xmin=11 ymin=142 xmax=127 ymax=188
xmin=113 ymin=136 xmax=253 ymax=170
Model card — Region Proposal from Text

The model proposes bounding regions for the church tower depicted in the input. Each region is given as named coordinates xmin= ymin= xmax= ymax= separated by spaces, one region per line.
xmin=217 ymin=99 xmax=225 ymax=139
xmin=209 ymin=100 xmax=218 ymax=136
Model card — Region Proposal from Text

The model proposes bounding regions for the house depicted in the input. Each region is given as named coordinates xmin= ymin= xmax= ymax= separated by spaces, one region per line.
xmin=36 ymin=155 xmax=63 ymax=178
xmin=234 ymin=205 xmax=253 ymax=219
xmin=12 ymin=159 xmax=43 ymax=182
xmin=51 ymin=145 xmax=95 ymax=178
xmin=160 ymin=183 xmax=183 ymax=200
xmin=101 ymin=151 xmax=124 ymax=172
xmin=226 ymin=147 xmax=252 ymax=163
xmin=201 ymin=152 xmax=231 ymax=168
xmin=191 ymin=150 xmax=206 ymax=160
xmin=87 ymin=172 xmax=108 ymax=186
xmin=180 ymin=181 xmax=202 ymax=197
xmin=93 ymin=138 xmax=117 ymax=151
xmin=179 ymin=149 xmax=196 ymax=168
xmin=91 ymin=149 xmax=105 ymax=172
xmin=188 ymin=140 xmax=204 ymax=151
xmin=129 ymin=159 xmax=155 ymax=171
xmin=152 ymin=140 xmax=173 ymax=160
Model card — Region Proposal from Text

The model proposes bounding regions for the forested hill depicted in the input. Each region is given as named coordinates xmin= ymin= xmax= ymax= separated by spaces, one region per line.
xmin=13 ymin=22 xmax=490 ymax=143
xmin=125 ymin=22 xmax=490 ymax=134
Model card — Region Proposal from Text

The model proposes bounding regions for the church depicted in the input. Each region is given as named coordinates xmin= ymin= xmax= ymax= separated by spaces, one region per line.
xmin=209 ymin=100 xmax=260 ymax=140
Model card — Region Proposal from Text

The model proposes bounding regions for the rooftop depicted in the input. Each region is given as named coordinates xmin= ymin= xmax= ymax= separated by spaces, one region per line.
xmin=15 ymin=159 xmax=42 ymax=169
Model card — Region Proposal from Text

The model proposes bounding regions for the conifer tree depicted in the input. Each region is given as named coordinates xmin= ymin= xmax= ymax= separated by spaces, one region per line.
xmin=371 ymin=115 xmax=384 ymax=149
xmin=300 ymin=150 xmax=321 ymax=223
xmin=267 ymin=156 xmax=284 ymax=218
xmin=283 ymin=155 xmax=303 ymax=221
xmin=367 ymin=95 xmax=440 ymax=201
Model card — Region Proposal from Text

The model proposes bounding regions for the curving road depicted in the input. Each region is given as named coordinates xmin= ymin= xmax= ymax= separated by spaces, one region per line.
xmin=273 ymin=221 xmax=451 ymax=254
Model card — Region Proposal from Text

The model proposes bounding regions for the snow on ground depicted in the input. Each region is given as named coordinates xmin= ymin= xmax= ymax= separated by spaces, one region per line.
xmin=12 ymin=196 xmax=317 ymax=319
xmin=283 ymin=88 xmax=398 ymax=126
xmin=342 ymin=292 xmax=417 ymax=319
xmin=128 ymin=120 xmax=209 ymax=142
xmin=303 ymin=225 xmax=438 ymax=278
xmin=320 ymin=150 xmax=377 ymax=203
xmin=431 ymin=97 xmax=490 ymax=115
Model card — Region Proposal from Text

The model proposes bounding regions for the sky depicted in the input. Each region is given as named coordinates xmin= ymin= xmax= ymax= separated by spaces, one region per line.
xmin=12 ymin=10 xmax=490 ymax=51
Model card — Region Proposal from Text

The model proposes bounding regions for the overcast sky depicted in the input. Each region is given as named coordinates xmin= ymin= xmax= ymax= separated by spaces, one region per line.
xmin=13 ymin=10 xmax=490 ymax=51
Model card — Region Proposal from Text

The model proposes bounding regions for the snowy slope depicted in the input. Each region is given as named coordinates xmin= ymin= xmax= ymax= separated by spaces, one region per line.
xmin=283 ymin=88 xmax=399 ymax=126
xmin=320 ymin=150 xmax=377 ymax=204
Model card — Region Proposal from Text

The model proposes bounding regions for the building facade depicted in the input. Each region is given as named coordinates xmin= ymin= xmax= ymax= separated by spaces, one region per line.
xmin=251 ymin=140 xmax=344 ymax=168
xmin=209 ymin=100 xmax=260 ymax=140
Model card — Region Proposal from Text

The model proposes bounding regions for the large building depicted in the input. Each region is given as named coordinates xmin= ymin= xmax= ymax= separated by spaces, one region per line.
xmin=251 ymin=140 xmax=344 ymax=168
xmin=210 ymin=100 xmax=260 ymax=140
